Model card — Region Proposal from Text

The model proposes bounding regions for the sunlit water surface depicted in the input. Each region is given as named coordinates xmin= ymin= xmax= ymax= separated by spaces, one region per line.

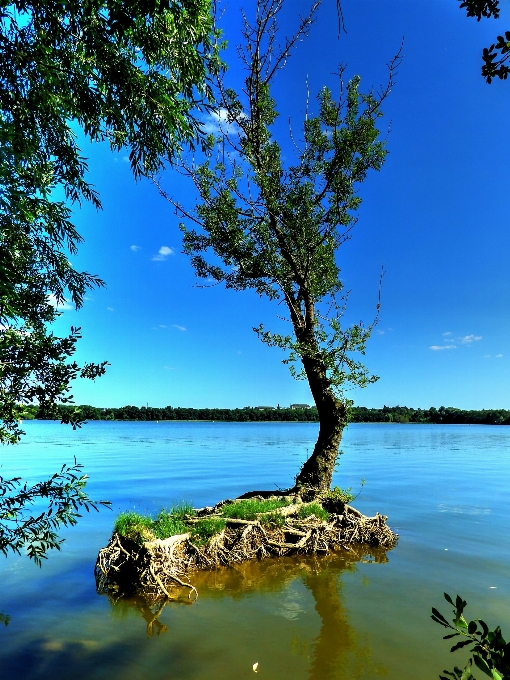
xmin=1 ymin=421 xmax=509 ymax=679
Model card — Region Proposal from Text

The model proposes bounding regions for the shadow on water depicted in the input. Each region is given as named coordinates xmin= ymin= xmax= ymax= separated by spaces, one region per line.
xmin=103 ymin=545 xmax=391 ymax=680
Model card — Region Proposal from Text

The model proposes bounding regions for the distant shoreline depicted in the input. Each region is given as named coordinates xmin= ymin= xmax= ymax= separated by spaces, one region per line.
xmin=23 ymin=405 xmax=510 ymax=426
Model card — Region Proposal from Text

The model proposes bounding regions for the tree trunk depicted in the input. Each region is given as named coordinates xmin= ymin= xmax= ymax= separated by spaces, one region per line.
xmin=294 ymin=355 xmax=348 ymax=493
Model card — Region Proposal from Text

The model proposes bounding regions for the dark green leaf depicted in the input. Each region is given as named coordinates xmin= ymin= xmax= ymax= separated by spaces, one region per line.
xmin=451 ymin=639 xmax=474 ymax=652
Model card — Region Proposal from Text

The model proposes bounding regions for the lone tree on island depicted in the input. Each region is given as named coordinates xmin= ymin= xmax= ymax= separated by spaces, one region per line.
xmin=158 ymin=0 xmax=400 ymax=494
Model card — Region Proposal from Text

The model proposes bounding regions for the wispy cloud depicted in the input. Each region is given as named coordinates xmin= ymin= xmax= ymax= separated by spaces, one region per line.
xmin=159 ymin=324 xmax=167 ymax=328
xmin=496 ymin=353 xmax=503 ymax=358
xmin=172 ymin=324 xmax=186 ymax=331
xmin=152 ymin=246 xmax=174 ymax=261
xmin=130 ymin=245 xmax=141 ymax=251
xmin=459 ymin=334 xmax=482 ymax=344
xmin=107 ymin=307 xmax=114 ymax=312
xmin=122 ymin=155 xmax=129 ymax=163
xmin=443 ymin=331 xmax=453 ymax=336
xmin=203 ymin=108 xmax=242 ymax=136
xmin=430 ymin=344 xmax=457 ymax=351
xmin=47 ymin=294 xmax=73 ymax=311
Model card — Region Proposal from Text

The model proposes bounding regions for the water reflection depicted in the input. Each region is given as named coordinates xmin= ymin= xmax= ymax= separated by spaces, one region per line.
xmin=105 ymin=546 xmax=390 ymax=679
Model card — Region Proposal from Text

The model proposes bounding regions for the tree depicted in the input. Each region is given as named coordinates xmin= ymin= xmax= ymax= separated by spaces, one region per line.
xmin=157 ymin=0 xmax=399 ymax=494
xmin=459 ymin=0 xmax=510 ymax=82
xmin=0 ymin=0 xmax=222 ymax=562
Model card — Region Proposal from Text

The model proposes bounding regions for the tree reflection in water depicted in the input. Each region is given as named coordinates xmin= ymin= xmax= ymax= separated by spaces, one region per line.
xmin=105 ymin=545 xmax=390 ymax=679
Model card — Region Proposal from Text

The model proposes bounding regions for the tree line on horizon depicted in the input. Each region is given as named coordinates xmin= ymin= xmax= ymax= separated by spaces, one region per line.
xmin=22 ymin=403 xmax=510 ymax=425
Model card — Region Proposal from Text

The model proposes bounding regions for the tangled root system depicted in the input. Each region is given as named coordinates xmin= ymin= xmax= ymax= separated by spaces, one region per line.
xmin=95 ymin=497 xmax=398 ymax=605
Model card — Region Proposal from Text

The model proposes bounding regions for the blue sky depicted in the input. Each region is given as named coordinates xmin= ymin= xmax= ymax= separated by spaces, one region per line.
xmin=53 ymin=0 xmax=510 ymax=410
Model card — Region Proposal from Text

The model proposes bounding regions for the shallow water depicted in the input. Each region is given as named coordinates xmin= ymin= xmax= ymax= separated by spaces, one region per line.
xmin=1 ymin=421 xmax=509 ymax=679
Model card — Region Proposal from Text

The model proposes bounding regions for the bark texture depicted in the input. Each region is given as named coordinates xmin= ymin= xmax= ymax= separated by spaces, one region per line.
xmin=294 ymin=353 xmax=348 ymax=492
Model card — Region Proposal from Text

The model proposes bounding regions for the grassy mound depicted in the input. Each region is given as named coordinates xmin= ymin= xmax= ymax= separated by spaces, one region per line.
xmin=96 ymin=491 xmax=398 ymax=604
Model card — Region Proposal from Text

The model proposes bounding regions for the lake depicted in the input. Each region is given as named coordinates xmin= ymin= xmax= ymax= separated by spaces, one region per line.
xmin=1 ymin=421 xmax=509 ymax=679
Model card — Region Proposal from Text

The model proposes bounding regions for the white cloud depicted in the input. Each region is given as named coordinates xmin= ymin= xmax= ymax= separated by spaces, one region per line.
xmin=484 ymin=354 xmax=491 ymax=358
xmin=172 ymin=324 xmax=186 ymax=331
xmin=130 ymin=245 xmax=141 ymax=251
xmin=376 ymin=330 xmax=385 ymax=335
xmin=496 ymin=353 xmax=503 ymax=358
xmin=443 ymin=331 xmax=453 ymax=336
xmin=152 ymin=246 xmax=174 ymax=261
xmin=159 ymin=324 xmax=167 ymax=328
xmin=459 ymin=335 xmax=482 ymax=344
xmin=47 ymin=294 xmax=73 ymax=311
xmin=122 ymin=155 xmax=130 ymax=163
xmin=203 ymin=108 xmax=242 ymax=136
xmin=430 ymin=344 xmax=457 ymax=351
xmin=107 ymin=307 xmax=114 ymax=311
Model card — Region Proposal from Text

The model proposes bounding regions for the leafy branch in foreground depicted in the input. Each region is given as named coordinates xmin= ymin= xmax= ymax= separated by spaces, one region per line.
xmin=0 ymin=460 xmax=110 ymax=566
xmin=459 ymin=0 xmax=510 ymax=82
xmin=432 ymin=592 xmax=509 ymax=679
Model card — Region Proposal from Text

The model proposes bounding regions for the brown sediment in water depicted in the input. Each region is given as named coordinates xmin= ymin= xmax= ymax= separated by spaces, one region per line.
xmin=95 ymin=494 xmax=398 ymax=605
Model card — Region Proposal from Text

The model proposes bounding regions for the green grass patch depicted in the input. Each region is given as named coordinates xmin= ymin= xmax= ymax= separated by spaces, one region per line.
xmin=114 ymin=503 xmax=195 ymax=545
xmin=220 ymin=497 xmax=290 ymax=521
xmin=259 ymin=511 xmax=286 ymax=528
xmin=298 ymin=502 xmax=329 ymax=521
xmin=190 ymin=517 xmax=226 ymax=545
xmin=114 ymin=511 xmax=155 ymax=544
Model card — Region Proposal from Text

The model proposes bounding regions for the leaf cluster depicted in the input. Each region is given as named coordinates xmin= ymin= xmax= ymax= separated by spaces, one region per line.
xmin=459 ymin=1 xmax=510 ymax=82
xmin=0 ymin=326 xmax=107 ymax=444
xmin=0 ymin=459 xmax=110 ymax=565
xmin=432 ymin=592 xmax=510 ymax=680
xmin=0 ymin=0 xmax=222 ymax=441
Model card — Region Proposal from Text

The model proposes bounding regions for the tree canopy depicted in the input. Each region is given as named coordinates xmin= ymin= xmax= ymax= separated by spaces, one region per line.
xmin=158 ymin=0 xmax=397 ymax=493
xmin=0 ymin=0 xmax=222 ymax=562
xmin=0 ymin=0 xmax=222 ymax=442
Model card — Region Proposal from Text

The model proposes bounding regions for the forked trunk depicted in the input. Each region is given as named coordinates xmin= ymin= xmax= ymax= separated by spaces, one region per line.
xmin=295 ymin=355 xmax=348 ymax=493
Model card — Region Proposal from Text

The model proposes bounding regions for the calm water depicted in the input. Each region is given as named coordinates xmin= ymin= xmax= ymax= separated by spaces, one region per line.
xmin=1 ymin=421 xmax=509 ymax=679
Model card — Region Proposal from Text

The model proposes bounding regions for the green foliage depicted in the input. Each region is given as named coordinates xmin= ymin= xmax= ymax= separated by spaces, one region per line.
xmin=114 ymin=505 xmax=193 ymax=545
xmin=326 ymin=486 xmax=355 ymax=504
xmin=1 ymin=460 xmax=110 ymax=565
xmin=0 ymin=612 xmax=10 ymax=626
xmin=151 ymin=509 xmax=190 ymax=540
xmin=459 ymin=0 xmax=510 ymax=82
xmin=191 ymin=517 xmax=226 ymax=544
xmin=159 ymin=0 xmax=401 ymax=490
xmin=114 ymin=511 xmax=155 ymax=543
xmin=432 ymin=592 xmax=510 ymax=679
xmin=165 ymin=502 xmax=195 ymax=522
xmin=259 ymin=511 xmax=286 ymax=528
xmin=179 ymin=67 xmax=387 ymax=399
xmin=167 ymin=1 xmax=394 ymax=409
xmin=298 ymin=502 xmax=329 ymax=521
xmin=43 ymin=403 xmax=510 ymax=425
xmin=0 ymin=0 xmax=221 ymax=444
xmin=0 ymin=0 xmax=222 ymax=562
xmin=220 ymin=498 xmax=290 ymax=521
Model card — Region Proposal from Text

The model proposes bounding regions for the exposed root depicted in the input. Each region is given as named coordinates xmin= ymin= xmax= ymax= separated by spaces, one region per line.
xmin=95 ymin=496 xmax=398 ymax=606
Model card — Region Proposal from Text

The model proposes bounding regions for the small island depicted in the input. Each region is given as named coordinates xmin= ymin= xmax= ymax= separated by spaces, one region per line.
xmin=96 ymin=489 xmax=397 ymax=603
